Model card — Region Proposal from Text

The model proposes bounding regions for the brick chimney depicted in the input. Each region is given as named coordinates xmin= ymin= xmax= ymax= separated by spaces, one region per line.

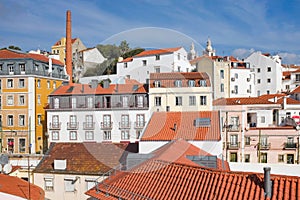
xmin=66 ymin=10 xmax=72 ymax=83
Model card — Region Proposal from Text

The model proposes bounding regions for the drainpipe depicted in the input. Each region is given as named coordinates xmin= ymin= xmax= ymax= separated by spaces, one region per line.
xmin=264 ymin=167 xmax=272 ymax=198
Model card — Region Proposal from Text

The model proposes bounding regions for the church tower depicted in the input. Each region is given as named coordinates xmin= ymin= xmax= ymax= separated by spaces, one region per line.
xmin=203 ymin=37 xmax=215 ymax=56
xmin=188 ymin=42 xmax=197 ymax=60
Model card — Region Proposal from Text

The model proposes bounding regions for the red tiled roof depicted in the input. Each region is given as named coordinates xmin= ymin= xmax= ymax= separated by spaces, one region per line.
xmin=152 ymin=139 xmax=229 ymax=170
xmin=120 ymin=57 xmax=133 ymax=63
xmin=277 ymin=97 xmax=300 ymax=105
xmin=213 ymin=97 xmax=277 ymax=106
xmin=50 ymin=82 xmax=147 ymax=96
xmin=53 ymin=38 xmax=77 ymax=46
xmin=0 ymin=49 xmax=63 ymax=65
xmin=141 ymin=111 xmax=221 ymax=141
xmin=34 ymin=142 xmax=138 ymax=175
xmin=283 ymin=71 xmax=291 ymax=80
xmin=291 ymin=86 xmax=300 ymax=94
xmin=86 ymin=159 xmax=300 ymax=200
xmin=0 ymin=174 xmax=44 ymax=199
xmin=134 ymin=47 xmax=181 ymax=57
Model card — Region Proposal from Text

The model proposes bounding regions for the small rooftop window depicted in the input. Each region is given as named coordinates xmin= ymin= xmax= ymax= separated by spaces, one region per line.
xmin=194 ymin=118 xmax=211 ymax=127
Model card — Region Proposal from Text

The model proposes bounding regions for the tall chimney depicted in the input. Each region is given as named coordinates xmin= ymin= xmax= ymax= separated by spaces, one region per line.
xmin=264 ymin=167 xmax=272 ymax=198
xmin=66 ymin=10 xmax=73 ymax=83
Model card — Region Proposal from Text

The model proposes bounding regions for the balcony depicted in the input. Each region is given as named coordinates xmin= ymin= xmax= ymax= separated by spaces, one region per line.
xmin=259 ymin=143 xmax=271 ymax=150
xmin=49 ymin=122 xmax=61 ymax=130
xmin=225 ymin=124 xmax=240 ymax=132
xmin=227 ymin=142 xmax=240 ymax=150
xmin=67 ymin=122 xmax=79 ymax=130
xmin=284 ymin=142 xmax=297 ymax=149
xmin=134 ymin=121 xmax=146 ymax=129
xmin=83 ymin=122 xmax=95 ymax=130
xmin=119 ymin=122 xmax=131 ymax=129
xmin=100 ymin=122 xmax=113 ymax=129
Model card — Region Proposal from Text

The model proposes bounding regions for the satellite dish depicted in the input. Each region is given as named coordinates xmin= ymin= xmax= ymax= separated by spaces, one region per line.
xmin=3 ymin=164 xmax=12 ymax=174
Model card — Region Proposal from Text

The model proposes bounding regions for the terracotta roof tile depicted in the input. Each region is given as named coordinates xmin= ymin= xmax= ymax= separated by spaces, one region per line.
xmin=150 ymin=72 xmax=210 ymax=80
xmin=134 ymin=47 xmax=181 ymax=57
xmin=213 ymin=97 xmax=277 ymax=106
xmin=119 ymin=57 xmax=133 ymax=63
xmin=0 ymin=49 xmax=63 ymax=65
xmin=291 ymin=86 xmax=300 ymax=94
xmin=152 ymin=139 xmax=230 ymax=170
xmin=87 ymin=159 xmax=300 ymax=200
xmin=50 ymin=82 xmax=147 ymax=96
xmin=0 ymin=174 xmax=44 ymax=199
xmin=141 ymin=111 xmax=221 ymax=141
xmin=34 ymin=142 xmax=138 ymax=175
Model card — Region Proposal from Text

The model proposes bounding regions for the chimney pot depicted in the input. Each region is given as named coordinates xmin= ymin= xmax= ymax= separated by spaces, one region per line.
xmin=264 ymin=167 xmax=272 ymax=198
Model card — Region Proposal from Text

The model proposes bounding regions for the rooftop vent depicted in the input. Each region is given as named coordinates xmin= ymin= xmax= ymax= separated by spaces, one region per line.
xmin=54 ymin=159 xmax=67 ymax=170
xmin=194 ymin=118 xmax=211 ymax=127
xmin=186 ymin=155 xmax=217 ymax=169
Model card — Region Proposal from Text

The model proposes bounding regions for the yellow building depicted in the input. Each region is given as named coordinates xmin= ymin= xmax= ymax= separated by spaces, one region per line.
xmin=0 ymin=49 xmax=68 ymax=154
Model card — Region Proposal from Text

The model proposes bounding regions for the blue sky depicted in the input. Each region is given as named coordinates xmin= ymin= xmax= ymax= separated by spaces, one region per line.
xmin=1 ymin=0 xmax=300 ymax=63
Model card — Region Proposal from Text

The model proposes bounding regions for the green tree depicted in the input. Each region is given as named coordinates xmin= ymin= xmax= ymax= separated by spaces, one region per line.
xmin=1 ymin=45 xmax=22 ymax=51
xmin=119 ymin=40 xmax=130 ymax=55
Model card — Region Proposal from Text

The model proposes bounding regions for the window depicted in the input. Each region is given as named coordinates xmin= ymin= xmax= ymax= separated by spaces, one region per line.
xmin=44 ymin=177 xmax=54 ymax=191
xmin=155 ymin=97 xmax=161 ymax=106
xmin=200 ymin=96 xmax=207 ymax=105
xmin=121 ymin=115 xmax=129 ymax=127
xmin=220 ymin=83 xmax=224 ymax=92
xmin=54 ymin=98 xmax=59 ymax=108
xmin=177 ymin=66 xmax=181 ymax=72
xmin=53 ymin=81 xmax=56 ymax=89
xmin=71 ymin=97 xmax=76 ymax=108
xmin=37 ymin=79 xmax=41 ymax=88
xmin=154 ymin=81 xmax=161 ymax=88
xmin=47 ymin=81 xmax=50 ymax=89
xmin=69 ymin=131 xmax=77 ymax=140
xmin=19 ymin=64 xmax=25 ymax=72
xmin=155 ymin=55 xmax=160 ymax=60
xmin=103 ymin=115 xmax=111 ymax=128
xmin=174 ymin=80 xmax=182 ymax=87
xmin=0 ymin=64 xmax=2 ymax=71
xmin=52 ymin=131 xmax=59 ymax=140
xmin=8 ymin=115 xmax=13 ymax=126
xmin=7 ymin=95 xmax=13 ymax=105
xmin=19 ymin=79 xmax=25 ymax=88
xmin=199 ymin=80 xmax=207 ymax=87
xmin=267 ymin=67 xmax=271 ymax=72
xmin=230 ymin=135 xmax=238 ymax=146
xmin=124 ymin=62 xmax=128 ymax=68
xmin=103 ymin=130 xmax=111 ymax=140
xmin=245 ymin=154 xmax=250 ymax=163
xmin=19 ymin=138 xmax=26 ymax=153
xmin=257 ymin=79 xmax=261 ymax=84
xmin=230 ymin=152 xmax=237 ymax=162
xmin=267 ymin=79 xmax=271 ymax=83
xmin=177 ymin=53 xmax=180 ymax=60
xmin=287 ymin=154 xmax=294 ymax=164
xmin=278 ymin=154 xmax=284 ymax=163
xmin=37 ymin=95 xmax=41 ymax=105
xmin=136 ymin=114 xmax=145 ymax=127
xmin=260 ymin=136 xmax=268 ymax=148
xmin=142 ymin=60 xmax=147 ymax=66
xmin=220 ymin=70 xmax=224 ymax=79
xmin=234 ymin=73 xmax=238 ymax=79
xmin=188 ymin=80 xmax=195 ymax=87
xmin=189 ymin=96 xmax=196 ymax=106
xmin=136 ymin=130 xmax=142 ymax=139
xmin=175 ymin=96 xmax=182 ymax=106
xmin=52 ymin=115 xmax=59 ymax=128
xmin=7 ymin=79 xmax=13 ymax=88
xmin=37 ymin=114 xmax=42 ymax=125
xmin=85 ymin=131 xmax=94 ymax=140
xmin=8 ymin=64 xmax=14 ymax=73
xmin=260 ymin=153 xmax=267 ymax=163
xmin=155 ymin=66 xmax=160 ymax=73
xmin=0 ymin=80 xmax=1 ymax=91
xmin=257 ymin=68 xmax=261 ymax=73
xmin=137 ymin=96 xmax=144 ymax=107
xmin=19 ymin=115 xmax=25 ymax=126
xmin=245 ymin=136 xmax=250 ymax=145
xmin=234 ymin=85 xmax=238 ymax=94
xmin=69 ymin=115 xmax=77 ymax=128
xmin=86 ymin=178 xmax=96 ymax=190
xmin=64 ymin=178 xmax=75 ymax=192
xmin=85 ymin=115 xmax=93 ymax=128
xmin=260 ymin=116 xmax=265 ymax=123
xmin=121 ymin=130 xmax=130 ymax=140
xmin=122 ymin=96 xmax=129 ymax=107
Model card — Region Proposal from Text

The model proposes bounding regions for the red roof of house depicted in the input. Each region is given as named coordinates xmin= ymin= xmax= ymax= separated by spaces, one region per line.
xmin=134 ymin=47 xmax=181 ymax=57
xmin=86 ymin=159 xmax=300 ymax=200
xmin=141 ymin=111 xmax=220 ymax=141
xmin=0 ymin=174 xmax=44 ymax=199
xmin=152 ymin=139 xmax=229 ymax=170
xmin=120 ymin=57 xmax=133 ymax=63
xmin=0 ymin=49 xmax=63 ymax=65
xmin=291 ymin=86 xmax=300 ymax=94
xmin=213 ymin=97 xmax=277 ymax=106
xmin=150 ymin=72 xmax=210 ymax=80
xmin=34 ymin=142 xmax=138 ymax=175
xmin=53 ymin=38 xmax=77 ymax=46
xmin=50 ymin=82 xmax=147 ymax=96
xmin=282 ymin=71 xmax=291 ymax=80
